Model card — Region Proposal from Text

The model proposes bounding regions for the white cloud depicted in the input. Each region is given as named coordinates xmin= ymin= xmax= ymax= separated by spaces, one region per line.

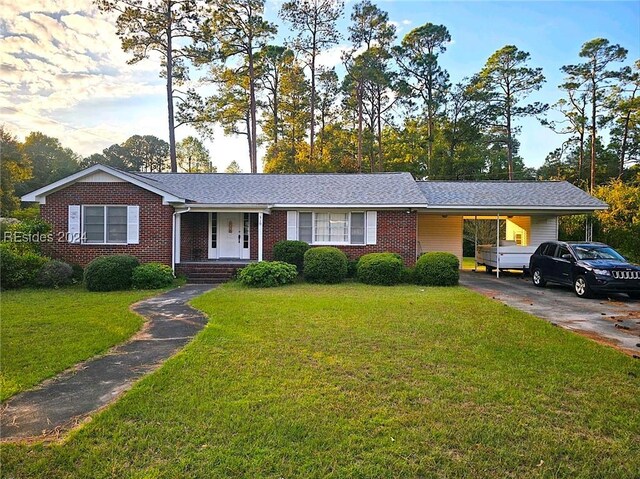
xmin=0 ymin=0 xmax=260 ymax=169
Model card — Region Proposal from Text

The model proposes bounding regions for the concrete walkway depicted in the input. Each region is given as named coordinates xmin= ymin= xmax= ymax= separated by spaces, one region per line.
xmin=460 ymin=270 xmax=640 ymax=356
xmin=0 ymin=284 xmax=213 ymax=442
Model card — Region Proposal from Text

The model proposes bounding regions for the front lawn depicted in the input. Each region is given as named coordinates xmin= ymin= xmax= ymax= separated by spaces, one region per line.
xmin=0 ymin=287 xmax=157 ymax=401
xmin=2 ymin=283 xmax=639 ymax=478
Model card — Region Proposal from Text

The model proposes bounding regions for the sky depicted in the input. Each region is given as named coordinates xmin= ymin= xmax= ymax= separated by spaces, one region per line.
xmin=1 ymin=0 xmax=639 ymax=173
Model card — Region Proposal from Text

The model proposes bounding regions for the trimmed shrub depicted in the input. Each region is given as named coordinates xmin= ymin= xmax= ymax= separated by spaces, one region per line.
xmin=303 ymin=247 xmax=348 ymax=284
xmin=415 ymin=252 xmax=459 ymax=286
xmin=36 ymin=260 xmax=73 ymax=288
xmin=356 ymin=253 xmax=404 ymax=286
xmin=273 ymin=240 xmax=310 ymax=272
xmin=238 ymin=261 xmax=298 ymax=288
xmin=401 ymin=267 xmax=416 ymax=284
xmin=84 ymin=255 xmax=140 ymax=292
xmin=0 ymin=243 xmax=48 ymax=289
xmin=132 ymin=262 xmax=174 ymax=289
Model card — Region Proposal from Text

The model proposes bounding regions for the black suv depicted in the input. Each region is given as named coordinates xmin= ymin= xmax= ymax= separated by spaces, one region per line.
xmin=529 ymin=241 xmax=640 ymax=299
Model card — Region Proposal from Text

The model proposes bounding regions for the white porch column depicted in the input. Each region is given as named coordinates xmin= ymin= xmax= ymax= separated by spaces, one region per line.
xmin=474 ymin=215 xmax=478 ymax=271
xmin=496 ymin=213 xmax=500 ymax=278
xmin=258 ymin=212 xmax=264 ymax=262
xmin=174 ymin=213 xmax=181 ymax=265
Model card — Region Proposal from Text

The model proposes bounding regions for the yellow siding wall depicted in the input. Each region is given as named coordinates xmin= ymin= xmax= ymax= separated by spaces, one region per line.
xmin=505 ymin=216 xmax=531 ymax=245
xmin=417 ymin=215 xmax=463 ymax=264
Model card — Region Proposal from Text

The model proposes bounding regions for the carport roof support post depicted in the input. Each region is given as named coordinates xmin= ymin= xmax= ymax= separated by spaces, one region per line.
xmin=496 ymin=213 xmax=500 ymax=278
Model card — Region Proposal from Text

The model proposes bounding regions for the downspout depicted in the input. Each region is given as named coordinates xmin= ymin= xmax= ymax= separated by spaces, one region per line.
xmin=172 ymin=207 xmax=192 ymax=273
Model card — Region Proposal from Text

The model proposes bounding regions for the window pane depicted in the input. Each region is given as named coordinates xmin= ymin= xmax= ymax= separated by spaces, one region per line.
xmin=299 ymin=212 xmax=312 ymax=243
xmin=314 ymin=213 xmax=330 ymax=242
xmin=243 ymin=213 xmax=249 ymax=249
xmin=330 ymin=213 xmax=348 ymax=242
xmin=350 ymin=213 xmax=365 ymax=244
xmin=84 ymin=206 xmax=104 ymax=243
xmin=107 ymin=206 xmax=127 ymax=243
xmin=211 ymin=213 xmax=217 ymax=248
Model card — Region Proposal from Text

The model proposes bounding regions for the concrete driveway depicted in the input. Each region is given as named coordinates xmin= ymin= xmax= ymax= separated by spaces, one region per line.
xmin=460 ymin=270 xmax=640 ymax=356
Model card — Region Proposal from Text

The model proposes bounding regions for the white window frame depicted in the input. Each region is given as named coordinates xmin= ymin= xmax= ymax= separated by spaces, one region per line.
xmin=297 ymin=211 xmax=367 ymax=246
xmin=81 ymin=205 xmax=129 ymax=245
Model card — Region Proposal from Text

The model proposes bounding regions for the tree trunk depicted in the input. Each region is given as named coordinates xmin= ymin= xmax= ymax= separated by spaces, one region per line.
xmin=357 ymin=80 xmax=363 ymax=173
xmin=506 ymin=105 xmax=513 ymax=181
xmin=590 ymin=74 xmax=597 ymax=193
xmin=578 ymin=129 xmax=584 ymax=181
xmin=377 ymin=87 xmax=383 ymax=172
xmin=166 ymin=5 xmax=177 ymax=173
xmin=309 ymin=30 xmax=317 ymax=165
xmin=245 ymin=111 xmax=252 ymax=169
xmin=248 ymin=39 xmax=258 ymax=173
xmin=619 ymin=109 xmax=631 ymax=176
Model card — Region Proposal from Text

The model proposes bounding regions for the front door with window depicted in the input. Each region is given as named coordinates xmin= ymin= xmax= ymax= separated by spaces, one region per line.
xmin=218 ymin=212 xmax=242 ymax=258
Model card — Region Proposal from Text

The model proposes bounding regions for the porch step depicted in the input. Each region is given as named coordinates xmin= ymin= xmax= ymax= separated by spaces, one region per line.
xmin=175 ymin=262 xmax=249 ymax=284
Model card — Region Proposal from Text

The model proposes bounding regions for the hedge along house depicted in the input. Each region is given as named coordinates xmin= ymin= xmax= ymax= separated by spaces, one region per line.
xmin=22 ymin=164 xmax=607 ymax=281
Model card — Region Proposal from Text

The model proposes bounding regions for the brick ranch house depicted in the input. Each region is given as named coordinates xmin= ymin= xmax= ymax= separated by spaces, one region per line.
xmin=22 ymin=164 xmax=607 ymax=281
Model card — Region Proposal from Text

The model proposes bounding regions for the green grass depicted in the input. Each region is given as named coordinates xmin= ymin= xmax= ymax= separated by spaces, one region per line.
xmin=0 ymin=286 xmax=159 ymax=401
xmin=2 ymin=283 xmax=639 ymax=478
xmin=462 ymin=256 xmax=486 ymax=271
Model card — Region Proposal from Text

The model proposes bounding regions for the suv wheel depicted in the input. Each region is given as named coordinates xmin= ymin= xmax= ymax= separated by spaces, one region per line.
xmin=574 ymin=275 xmax=592 ymax=298
xmin=532 ymin=268 xmax=546 ymax=287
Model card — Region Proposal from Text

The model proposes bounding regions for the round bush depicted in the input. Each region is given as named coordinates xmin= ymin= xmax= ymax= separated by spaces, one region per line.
xmin=36 ymin=260 xmax=73 ymax=288
xmin=356 ymin=253 xmax=404 ymax=286
xmin=0 ymin=244 xmax=48 ymax=289
xmin=132 ymin=262 xmax=174 ymax=289
xmin=415 ymin=252 xmax=459 ymax=286
xmin=273 ymin=240 xmax=310 ymax=272
xmin=303 ymin=247 xmax=348 ymax=284
xmin=237 ymin=261 xmax=298 ymax=288
xmin=84 ymin=255 xmax=140 ymax=292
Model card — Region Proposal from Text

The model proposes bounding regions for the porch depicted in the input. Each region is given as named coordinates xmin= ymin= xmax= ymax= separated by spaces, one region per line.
xmin=173 ymin=209 xmax=270 ymax=265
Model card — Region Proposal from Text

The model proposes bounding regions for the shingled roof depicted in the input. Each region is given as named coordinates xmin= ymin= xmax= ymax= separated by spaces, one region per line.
xmin=131 ymin=171 xmax=427 ymax=206
xmin=417 ymin=181 xmax=607 ymax=209
xmin=22 ymin=164 xmax=608 ymax=212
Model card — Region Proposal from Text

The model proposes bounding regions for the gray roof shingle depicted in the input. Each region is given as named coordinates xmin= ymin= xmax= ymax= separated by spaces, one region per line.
xmin=417 ymin=181 xmax=607 ymax=208
xmin=130 ymin=171 xmax=427 ymax=205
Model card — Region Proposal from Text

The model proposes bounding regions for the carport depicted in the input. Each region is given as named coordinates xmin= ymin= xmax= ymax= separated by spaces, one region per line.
xmin=415 ymin=181 xmax=608 ymax=277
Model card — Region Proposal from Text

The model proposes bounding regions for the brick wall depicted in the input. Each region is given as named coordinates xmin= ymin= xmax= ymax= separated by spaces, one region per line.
xmin=40 ymin=182 xmax=174 ymax=267
xmin=180 ymin=212 xmax=208 ymax=261
xmin=262 ymin=210 xmax=418 ymax=266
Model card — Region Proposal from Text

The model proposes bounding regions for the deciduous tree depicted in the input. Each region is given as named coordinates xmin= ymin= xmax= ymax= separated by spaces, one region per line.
xmin=0 ymin=126 xmax=31 ymax=215
xmin=15 ymin=132 xmax=80 ymax=197
xmin=177 ymin=136 xmax=215 ymax=172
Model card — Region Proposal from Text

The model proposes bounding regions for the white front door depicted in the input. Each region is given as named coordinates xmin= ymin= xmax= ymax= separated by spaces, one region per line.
xmin=218 ymin=212 xmax=242 ymax=258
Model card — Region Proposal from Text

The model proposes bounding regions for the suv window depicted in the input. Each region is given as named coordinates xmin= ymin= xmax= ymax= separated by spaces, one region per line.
xmin=542 ymin=243 xmax=557 ymax=256
xmin=555 ymin=245 xmax=570 ymax=259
